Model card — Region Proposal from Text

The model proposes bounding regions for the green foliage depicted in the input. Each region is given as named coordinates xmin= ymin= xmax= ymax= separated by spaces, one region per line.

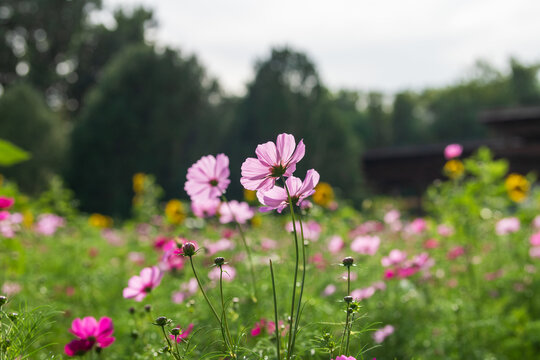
xmin=0 ymin=83 xmax=67 ymax=193
xmin=68 ymin=45 xmax=220 ymax=217
xmin=0 ymin=139 xmax=30 ymax=167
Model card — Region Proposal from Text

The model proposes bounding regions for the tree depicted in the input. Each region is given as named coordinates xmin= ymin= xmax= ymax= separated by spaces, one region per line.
xmin=67 ymin=45 xmax=220 ymax=216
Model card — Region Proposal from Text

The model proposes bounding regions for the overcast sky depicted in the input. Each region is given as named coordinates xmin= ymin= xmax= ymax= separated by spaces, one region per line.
xmin=101 ymin=0 xmax=540 ymax=95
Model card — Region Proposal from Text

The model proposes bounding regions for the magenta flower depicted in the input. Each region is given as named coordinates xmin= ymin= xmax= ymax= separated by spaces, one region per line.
xmin=191 ymin=198 xmax=220 ymax=218
xmin=351 ymin=235 xmax=380 ymax=256
xmin=240 ymin=133 xmax=305 ymax=191
xmin=444 ymin=143 xmax=463 ymax=159
xmin=447 ymin=246 xmax=465 ymax=260
xmin=159 ymin=241 xmax=185 ymax=272
xmin=185 ymin=154 xmax=230 ymax=201
xmin=123 ymin=266 xmax=163 ymax=301
xmin=219 ymin=200 xmax=254 ymax=224
xmin=258 ymin=169 xmax=320 ymax=213
xmin=169 ymin=323 xmax=194 ymax=343
xmin=530 ymin=232 xmax=540 ymax=247
xmin=64 ymin=317 xmax=115 ymax=356
xmin=333 ymin=356 xmax=357 ymax=360
xmin=496 ymin=217 xmax=520 ymax=235
xmin=373 ymin=324 xmax=395 ymax=344
xmin=0 ymin=196 xmax=14 ymax=209
xmin=406 ymin=218 xmax=427 ymax=234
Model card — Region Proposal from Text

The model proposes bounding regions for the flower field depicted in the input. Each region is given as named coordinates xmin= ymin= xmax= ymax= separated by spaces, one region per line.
xmin=1 ymin=135 xmax=540 ymax=359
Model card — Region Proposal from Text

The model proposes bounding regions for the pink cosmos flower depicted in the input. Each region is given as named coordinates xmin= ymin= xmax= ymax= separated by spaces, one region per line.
xmin=123 ymin=266 xmax=163 ymax=301
xmin=0 ymin=196 xmax=14 ymax=209
xmin=191 ymin=198 xmax=220 ymax=218
xmin=309 ymin=253 xmax=326 ymax=269
xmin=35 ymin=214 xmax=65 ymax=236
xmin=349 ymin=221 xmax=384 ymax=237
xmin=172 ymin=278 xmax=198 ymax=304
xmin=251 ymin=319 xmax=285 ymax=337
xmin=185 ymin=154 xmax=230 ymax=201
xmin=208 ymin=264 xmax=236 ymax=282
xmin=65 ymin=317 xmax=115 ymax=356
xmin=169 ymin=323 xmax=194 ymax=343
xmin=384 ymin=209 xmax=400 ymax=224
xmin=0 ymin=216 xmax=17 ymax=238
xmin=101 ymin=229 xmax=125 ymax=246
xmin=328 ymin=235 xmax=345 ymax=254
xmin=373 ymin=325 xmax=394 ymax=344
xmin=447 ymin=246 xmax=465 ymax=260
xmin=381 ymin=249 xmax=407 ymax=267
xmin=444 ymin=144 xmax=463 ymax=159
xmin=351 ymin=235 xmax=380 ymax=256
xmin=530 ymin=247 xmax=540 ymax=259
xmin=0 ymin=211 xmax=10 ymax=221
xmin=322 ymin=284 xmax=337 ymax=296
xmin=423 ymin=238 xmax=439 ymax=249
xmin=333 ymin=356 xmax=357 ymax=360
xmin=530 ymin=232 xmax=540 ymax=246
xmin=437 ymin=224 xmax=454 ymax=237
xmin=407 ymin=218 xmax=427 ymax=234
xmin=219 ymin=200 xmax=254 ymax=224
xmin=286 ymin=219 xmax=322 ymax=241
xmin=533 ymin=215 xmax=540 ymax=229
xmin=240 ymin=133 xmax=305 ymax=191
xmin=1 ymin=282 xmax=21 ymax=296
xmin=257 ymin=169 xmax=319 ymax=213
xmin=261 ymin=237 xmax=278 ymax=250
xmin=159 ymin=240 xmax=185 ymax=272
xmin=496 ymin=217 xmax=520 ymax=235
xmin=351 ymin=286 xmax=376 ymax=301
xmin=205 ymin=238 xmax=235 ymax=256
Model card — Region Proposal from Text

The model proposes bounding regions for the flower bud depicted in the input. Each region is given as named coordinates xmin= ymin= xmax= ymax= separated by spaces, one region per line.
xmin=8 ymin=312 xmax=18 ymax=321
xmin=128 ymin=307 xmax=135 ymax=315
xmin=170 ymin=328 xmax=181 ymax=336
xmin=183 ymin=242 xmax=196 ymax=257
xmin=0 ymin=296 xmax=6 ymax=306
xmin=154 ymin=316 xmax=168 ymax=326
xmin=214 ymin=257 xmax=225 ymax=266
xmin=144 ymin=304 xmax=152 ymax=312
xmin=342 ymin=257 xmax=354 ymax=267
xmin=344 ymin=295 xmax=353 ymax=303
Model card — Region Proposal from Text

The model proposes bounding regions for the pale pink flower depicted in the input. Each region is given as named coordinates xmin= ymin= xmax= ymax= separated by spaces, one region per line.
xmin=172 ymin=278 xmax=198 ymax=304
xmin=169 ymin=323 xmax=194 ymax=343
xmin=208 ymin=264 xmax=236 ymax=282
xmin=35 ymin=214 xmax=65 ymax=236
xmin=257 ymin=169 xmax=319 ymax=213
xmin=322 ymin=284 xmax=337 ymax=296
xmin=299 ymin=199 xmax=312 ymax=210
xmin=444 ymin=144 xmax=463 ymax=159
xmin=286 ymin=220 xmax=321 ymax=241
xmin=373 ymin=325 xmax=394 ymax=344
xmin=349 ymin=221 xmax=383 ymax=237
xmin=328 ymin=235 xmax=345 ymax=254
xmin=102 ymin=229 xmax=125 ymax=246
xmin=340 ymin=272 xmax=358 ymax=281
xmin=65 ymin=317 xmax=115 ymax=356
xmin=407 ymin=218 xmax=427 ymax=234
xmin=351 ymin=235 xmax=380 ymax=256
xmin=496 ymin=217 xmax=520 ymax=235
xmin=123 ymin=266 xmax=163 ymax=301
xmin=351 ymin=286 xmax=376 ymax=301
xmin=205 ymin=238 xmax=235 ymax=256
xmin=372 ymin=281 xmax=387 ymax=291
xmin=219 ymin=200 xmax=254 ymax=224
xmin=128 ymin=252 xmax=145 ymax=266
xmin=10 ymin=212 xmax=22 ymax=223
xmin=261 ymin=238 xmax=278 ymax=250
xmin=0 ymin=196 xmax=14 ymax=209
xmin=184 ymin=154 xmax=230 ymax=201
xmin=240 ymin=133 xmax=305 ymax=191
xmin=191 ymin=198 xmax=220 ymax=218
xmin=0 ymin=217 xmax=17 ymax=238
xmin=533 ymin=215 xmax=540 ymax=229
xmin=2 ymin=282 xmax=21 ymax=296
xmin=530 ymin=232 xmax=540 ymax=246
xmin=384 ymin=209 xmax=400 ymax=224
xmin=530 ymin=247 xmax=540 ymax=259
xmin=381 ymin=249 xmax=407 ymax=267
xmin=437 ymin=224 xmax=454 ymax=237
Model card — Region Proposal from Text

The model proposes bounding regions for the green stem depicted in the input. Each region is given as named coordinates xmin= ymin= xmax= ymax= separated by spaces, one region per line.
xmin=290 ymin=213 xmax=307 ymax=356
xmin=345 ymin=313 xmax=353 ymax=355
xmin=160 ymin=326 xmax=176 ymax=359
xmin=221 ymin=195 xmax=258 ymax=302
xmin=284 ymin=181 xmax=300 ymax=360
xmin=188 ymin=256 xmax=221 ymax=324
xmin=220 ymin=266 xmax=235 ymax=358
xmin=270 ymin=259 xmax=281 ymax=359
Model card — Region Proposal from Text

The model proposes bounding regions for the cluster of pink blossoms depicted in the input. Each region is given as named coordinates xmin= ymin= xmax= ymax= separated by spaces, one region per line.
xmin=382 ymin=249 xmax=434 ymax=279
xmin=240 ymin=133 xmax=319 ymax=213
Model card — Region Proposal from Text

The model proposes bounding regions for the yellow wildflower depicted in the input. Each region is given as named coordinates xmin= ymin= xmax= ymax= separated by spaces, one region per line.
xmin=505 ymin=173 xmax=529 ymax=202
xmin=165 ymin=199 xmax=185 ymax=225
xmin=89 ymin=213 xmax=113 ymax=228
xmin=132 ymin=173 xmax=146 ymax=194
xmin=244 ymin=189 xmax=257 ymax=203
xmin=313 ymin=182 xmax=335 ymax=207
xmin=443 ymin=159 xmax=464 ymax=179
xmin=22 ymin=210 xmax=33 ymax=228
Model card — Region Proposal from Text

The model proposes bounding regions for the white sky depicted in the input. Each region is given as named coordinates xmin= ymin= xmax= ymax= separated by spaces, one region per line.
xmin=101 ymin=0 xmax=540 ymax=95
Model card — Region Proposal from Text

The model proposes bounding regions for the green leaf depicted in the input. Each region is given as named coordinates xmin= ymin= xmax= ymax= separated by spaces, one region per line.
xmin=0 ymin=138 xmax=31 ymax=166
